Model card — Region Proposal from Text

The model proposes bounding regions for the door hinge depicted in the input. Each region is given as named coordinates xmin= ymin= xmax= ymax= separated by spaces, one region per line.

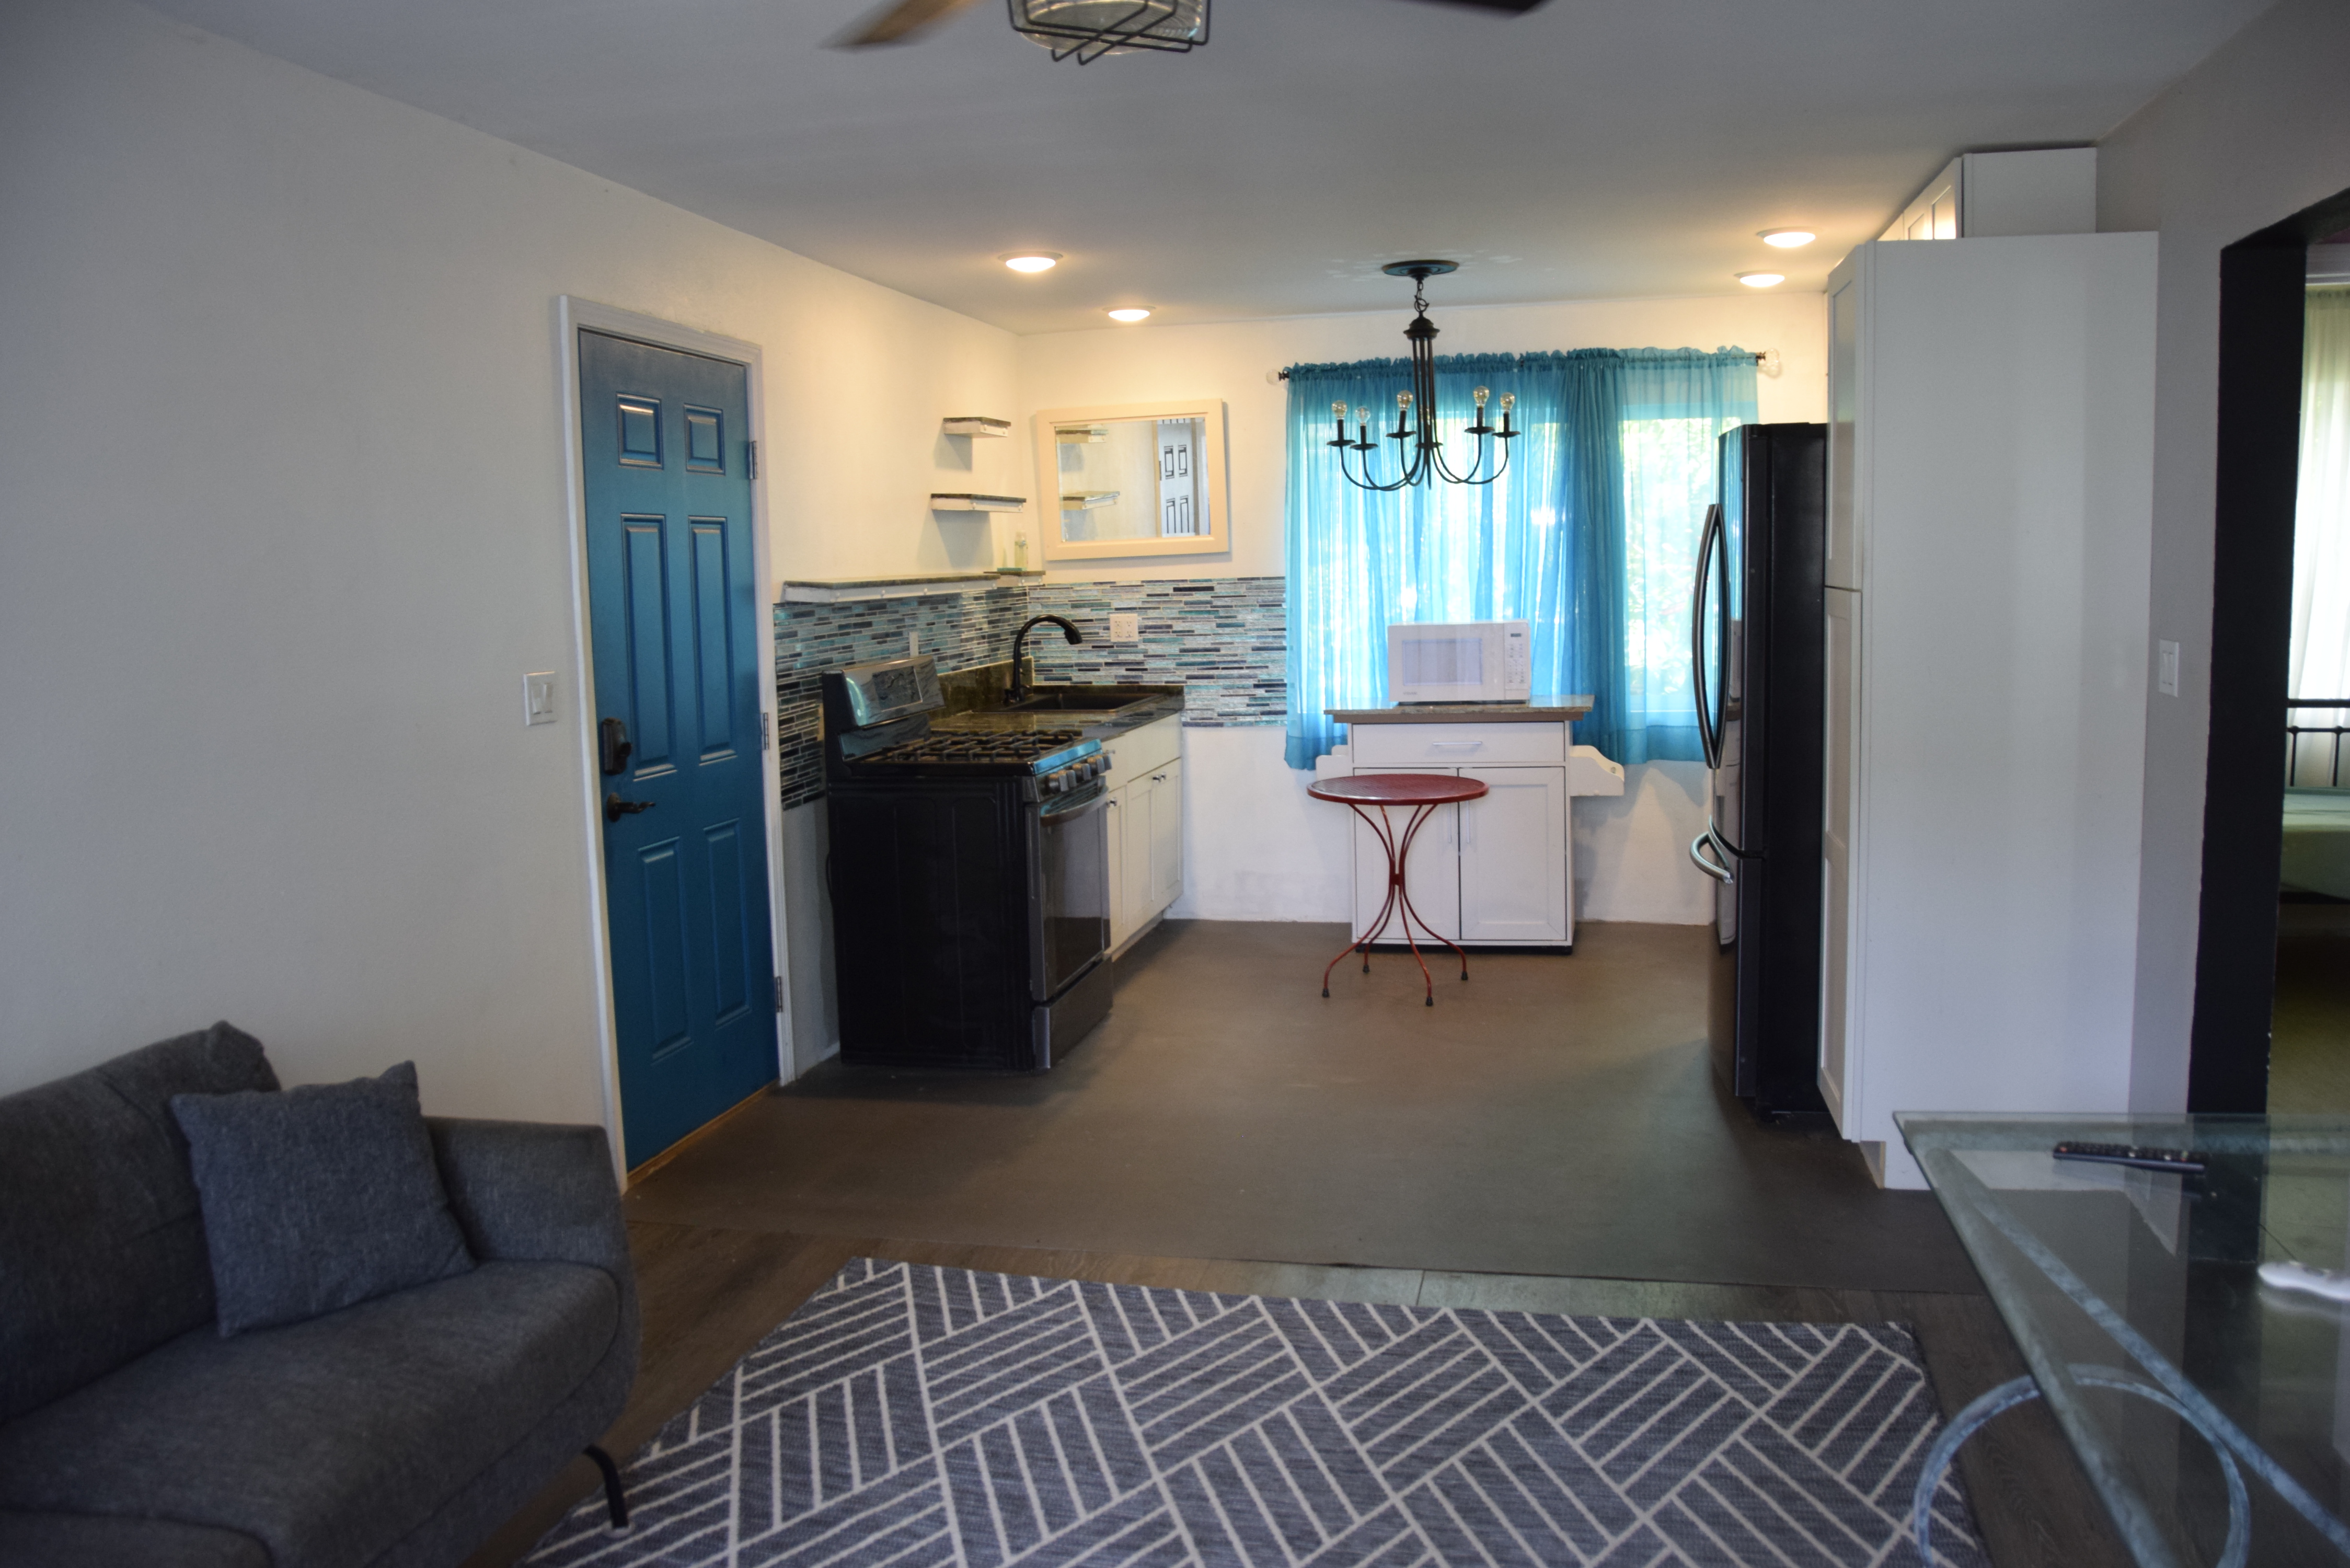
xmin=762 ymin=711 xmax=773 ymax=750
xmin=773 ymin=975 xmax=786 ymax=1012
xmin=746 ymin=439 xmax=758 ymax=479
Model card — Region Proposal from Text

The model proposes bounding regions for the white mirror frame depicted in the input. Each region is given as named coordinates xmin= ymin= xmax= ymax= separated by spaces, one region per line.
xmin=1032 ymin=399 xmax=1230 ymax=563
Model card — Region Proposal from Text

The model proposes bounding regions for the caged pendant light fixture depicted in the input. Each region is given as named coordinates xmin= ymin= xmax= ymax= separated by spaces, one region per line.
xmin=1326 ymin=262 xmax=1517 ymax=492
xmin=1008 ymin=0 xmax=1208 ymax=63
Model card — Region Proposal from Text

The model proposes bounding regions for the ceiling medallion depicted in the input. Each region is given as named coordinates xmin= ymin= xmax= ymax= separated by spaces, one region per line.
xmin=1327 ymin=262 xmax=1516 ymax=493
xmin=1008 ymin=0 xmax=1208 ymax=64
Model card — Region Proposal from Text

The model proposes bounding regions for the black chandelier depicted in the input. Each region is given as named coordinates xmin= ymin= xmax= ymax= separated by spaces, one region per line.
xmin=1008 ymin=0 xmax=1208 ymax=64
xmin=1327 ymin=261 xmax=1516 ymax=493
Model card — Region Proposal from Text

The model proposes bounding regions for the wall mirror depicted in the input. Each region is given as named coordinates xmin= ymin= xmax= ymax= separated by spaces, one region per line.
xmin=1033 ymin=399 xmax=1230 ymax=562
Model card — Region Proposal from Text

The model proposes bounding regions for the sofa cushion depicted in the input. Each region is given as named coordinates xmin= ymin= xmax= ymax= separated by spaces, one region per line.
xmin=0 ymin=1260 xmax=620 ymax=1568
xmin=0 ymin=1510 xmax=270 ymax=1568
xmin=172 ymin=1061 xmax=474 ymax=1334
xmin=0 ymin=1022 xmax=278 ymax=1423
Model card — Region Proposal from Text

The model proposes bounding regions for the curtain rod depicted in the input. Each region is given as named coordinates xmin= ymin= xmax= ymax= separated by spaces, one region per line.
xmin=1272 ymin=348 xmax=1780 ymax=381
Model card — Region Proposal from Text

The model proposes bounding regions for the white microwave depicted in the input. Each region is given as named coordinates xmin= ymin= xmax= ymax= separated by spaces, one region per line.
xmin=1386 ymin=620 xmax=1531 ymax=704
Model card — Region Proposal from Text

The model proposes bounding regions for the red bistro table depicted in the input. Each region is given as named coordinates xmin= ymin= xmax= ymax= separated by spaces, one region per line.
xmin=1307 ymin=773 xmax=1490 ymax=1006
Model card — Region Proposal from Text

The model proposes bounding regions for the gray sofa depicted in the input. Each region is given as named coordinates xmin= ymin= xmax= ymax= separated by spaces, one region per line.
xmin=0 ymin=1023 xmax=639 ymax=1568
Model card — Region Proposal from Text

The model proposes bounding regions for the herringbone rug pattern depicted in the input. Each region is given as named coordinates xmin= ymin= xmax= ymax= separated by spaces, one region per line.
xmin=525 ymin=1259 xmax=1988 ymax=1567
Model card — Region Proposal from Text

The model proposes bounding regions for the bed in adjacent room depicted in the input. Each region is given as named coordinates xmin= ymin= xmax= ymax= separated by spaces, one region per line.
xmin=2283 ymin=788 xmax=2350 ymax=899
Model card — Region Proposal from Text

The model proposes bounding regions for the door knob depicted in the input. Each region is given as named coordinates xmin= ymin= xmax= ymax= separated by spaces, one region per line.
xmin=604 ymin=793 xmax=656 ymax=824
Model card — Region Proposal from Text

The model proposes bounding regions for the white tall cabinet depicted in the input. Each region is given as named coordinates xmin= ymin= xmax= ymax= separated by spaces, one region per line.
xmin=1821 ymin=235 xmax=2158 ymax=1187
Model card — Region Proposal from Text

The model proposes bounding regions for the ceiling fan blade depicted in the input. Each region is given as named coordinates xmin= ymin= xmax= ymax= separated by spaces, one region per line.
xmin=832 ymin=0 xmax=985 ymax=48
xmin=1402 ymin=0 xmax=1552 ymax=11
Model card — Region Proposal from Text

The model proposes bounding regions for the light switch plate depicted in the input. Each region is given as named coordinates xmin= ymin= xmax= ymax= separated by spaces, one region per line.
xmin=524 ymin=672 xmax=557 ymax=725
xmin=2157 ymin=640 xmax=2180 ymax=698
xmin=1109 ymin=612 xmax=1139 ymax=642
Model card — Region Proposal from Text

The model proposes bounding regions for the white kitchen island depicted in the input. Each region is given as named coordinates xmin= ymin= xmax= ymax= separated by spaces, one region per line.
xmin=1314 ymin=698 xmax=1623 ymax=951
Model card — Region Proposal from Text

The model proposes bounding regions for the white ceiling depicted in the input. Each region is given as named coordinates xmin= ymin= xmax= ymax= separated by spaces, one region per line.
xmin=143 ymin=0 xmax=2267 ymax=335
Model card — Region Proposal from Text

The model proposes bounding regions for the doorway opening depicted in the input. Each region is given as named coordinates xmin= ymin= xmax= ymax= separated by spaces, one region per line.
xmin=2188 ymin=189 xmax=2350 ymax=1112
xmin=2270 ymin=230 xmax=2350 ymax=1113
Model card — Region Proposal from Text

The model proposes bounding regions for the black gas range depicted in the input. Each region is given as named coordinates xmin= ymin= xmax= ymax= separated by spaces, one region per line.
xmin=819 ymin=655 xmax=1113 ymax=1070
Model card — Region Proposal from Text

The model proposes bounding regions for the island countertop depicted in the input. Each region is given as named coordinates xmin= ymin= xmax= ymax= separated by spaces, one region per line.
xmin=1327 ymin=695 xmax=1594 ymax=724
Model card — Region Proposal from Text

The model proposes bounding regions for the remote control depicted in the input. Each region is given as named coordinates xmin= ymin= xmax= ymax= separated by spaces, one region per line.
xmin=2052 ymin=1140 xmax=2206 ymax=1174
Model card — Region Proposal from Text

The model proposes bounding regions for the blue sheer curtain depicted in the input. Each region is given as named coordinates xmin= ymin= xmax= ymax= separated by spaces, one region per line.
xmin=1284 ymin=348 xmax=1755 ymax=767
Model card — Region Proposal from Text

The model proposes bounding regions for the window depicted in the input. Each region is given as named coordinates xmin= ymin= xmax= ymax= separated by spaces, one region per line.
xmin=1283 ymin=349 xmax=1757 ymax=767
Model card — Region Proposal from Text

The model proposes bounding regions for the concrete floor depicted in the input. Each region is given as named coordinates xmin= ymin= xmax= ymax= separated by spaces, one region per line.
xmin=2270 ymin=898 xmax=2350 ymax=1114
xmin=624 ymin=919 xmax=1980 ymax=1294
xmin=465 ymin=919 xmax=2125 ymax=1568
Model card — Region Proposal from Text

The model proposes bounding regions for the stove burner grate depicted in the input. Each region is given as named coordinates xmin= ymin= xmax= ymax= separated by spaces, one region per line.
xmin=856 ymin=729 xmax=1086 ymax=769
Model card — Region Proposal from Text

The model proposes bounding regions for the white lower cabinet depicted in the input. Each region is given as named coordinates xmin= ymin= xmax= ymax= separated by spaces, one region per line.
xmin=1105 ymin=717 xmax=1183 ymax=954
xmin=1350 ymin=778 xmax=1461 ymax=941
xmin=1458 ymin=765 xmax=1568 ymax=941
xmin=1323 ymin=719 xmax=1617 ymax=950
xmin=1347 ymin=762 xmax=1569 ymax=947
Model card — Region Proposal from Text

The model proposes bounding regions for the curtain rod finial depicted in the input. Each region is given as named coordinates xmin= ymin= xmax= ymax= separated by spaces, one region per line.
xmin=1270 ymin=368 xmax=1288 ymax=383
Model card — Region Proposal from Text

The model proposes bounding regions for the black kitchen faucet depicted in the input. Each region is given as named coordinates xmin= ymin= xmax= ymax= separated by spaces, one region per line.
xmin=1008 ymin=615 xmax=1081 ymax=704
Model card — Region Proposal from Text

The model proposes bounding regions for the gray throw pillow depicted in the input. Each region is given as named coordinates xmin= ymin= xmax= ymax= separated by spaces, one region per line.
xmin=170 ymin=1062 xmax=474 ymax=1335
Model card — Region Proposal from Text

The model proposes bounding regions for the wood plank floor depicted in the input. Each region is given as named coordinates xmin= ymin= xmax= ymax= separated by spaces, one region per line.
xmin=462 ymin=1221 xmax=2130 ymax=1568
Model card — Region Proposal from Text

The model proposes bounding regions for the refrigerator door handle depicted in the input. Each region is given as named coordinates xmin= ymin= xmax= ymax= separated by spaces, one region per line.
xmin=1689 ymin=828 xmax=1734 ymax=885
xmin=1691 ymin=503 xmax=1723 ymax=771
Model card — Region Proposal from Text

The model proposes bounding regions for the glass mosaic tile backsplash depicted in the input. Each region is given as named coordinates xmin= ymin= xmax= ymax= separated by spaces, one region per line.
xmin=773 ymin=577 xmax=1283 ymax=809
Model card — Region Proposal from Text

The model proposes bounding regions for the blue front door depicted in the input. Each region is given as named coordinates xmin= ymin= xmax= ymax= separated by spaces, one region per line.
xmin=580 ymin=329 xmax=777 ymax=1167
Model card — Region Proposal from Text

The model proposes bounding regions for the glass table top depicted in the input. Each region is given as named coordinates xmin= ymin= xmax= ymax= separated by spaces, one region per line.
xmin=1902 ymin=1113 xmax=2350 ymax=1568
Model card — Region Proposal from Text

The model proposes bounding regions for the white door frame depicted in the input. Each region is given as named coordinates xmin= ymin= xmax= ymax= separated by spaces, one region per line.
xmin=554 ymin=295 xmax=792 ymax=1185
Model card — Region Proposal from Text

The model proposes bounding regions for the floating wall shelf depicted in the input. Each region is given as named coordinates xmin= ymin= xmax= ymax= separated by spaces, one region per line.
xmin=929 ymin=492 xmax=1027 ymax=513
xmin=941 ymin=417 xmax=1012 ymax=439
xmin=1060 ymin=491 xmax=1120 ymax=511
xmin=778 ymin=572 xmax=1010 ymax=605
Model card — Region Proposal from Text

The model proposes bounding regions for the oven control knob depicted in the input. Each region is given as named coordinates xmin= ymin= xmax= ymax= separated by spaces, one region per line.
xmin=1045 ymin=771 xmax=1068 ymax=794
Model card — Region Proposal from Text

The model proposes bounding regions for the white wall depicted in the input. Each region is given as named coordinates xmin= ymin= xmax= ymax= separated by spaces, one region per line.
xmin=1013 ymin=293 xmax=1829 ymax=581
xmin=0 ymin=2 xmax=1015 ymax=1117
xmin=2095 ymin=0 xmax=2350 ymax=1109
xmin=1021 ymin=294 xmax=1828 ymax=926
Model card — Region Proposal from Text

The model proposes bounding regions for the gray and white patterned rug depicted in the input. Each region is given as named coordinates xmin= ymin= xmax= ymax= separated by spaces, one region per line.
xmin=525 ymin=1258 xmax=1988 ymax=1567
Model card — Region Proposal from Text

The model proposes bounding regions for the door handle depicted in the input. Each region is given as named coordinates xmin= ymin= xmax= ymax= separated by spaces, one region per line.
xmin=604 ymin=793 xmax=655 ymax=824
xmin=1689 ymin=830 xmax=1733 ymax=885
xmin=598 ymin=717 xmax=634 ymax=776
xmin=1692 ymin=503 xmax=1722 ymax=772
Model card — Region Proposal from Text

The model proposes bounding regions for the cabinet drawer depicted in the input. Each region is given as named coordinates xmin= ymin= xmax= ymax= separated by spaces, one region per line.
xmin=1351 ymin=722 xmax=1564 ymax=766
xmin=1103 ymin=716 xmax=1181 ymax=788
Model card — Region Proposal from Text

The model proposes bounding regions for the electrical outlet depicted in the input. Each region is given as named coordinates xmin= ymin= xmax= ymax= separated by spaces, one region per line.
xmin=908 ymin=629 xmax=919 ymax=656
xmin=2158 ymin=640 xmax=2180 ymax=697
xmin=1109 ymin=612 xmax=1139 ymax=642
xmin=523 ymin=672 xmax=556 ymax=726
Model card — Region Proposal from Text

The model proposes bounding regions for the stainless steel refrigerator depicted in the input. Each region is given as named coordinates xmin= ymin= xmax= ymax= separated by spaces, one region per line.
xmin=1690 ymin=423 xmax=1828 ymax=1119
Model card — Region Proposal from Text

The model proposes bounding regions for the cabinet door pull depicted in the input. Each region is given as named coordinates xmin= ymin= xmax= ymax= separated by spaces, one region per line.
xmin=1429 ymin=740 xmax=1483 ymax=752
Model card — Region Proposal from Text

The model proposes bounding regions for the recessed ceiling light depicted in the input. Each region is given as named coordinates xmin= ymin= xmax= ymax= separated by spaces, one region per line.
xmin=1758 ymin=229 xmax=1816 ymax=249
xmin=1106 ymin=307 xmax=1151 ymax=322
xmin=1000 ymin=252 xmax=1062 ymax=273
xmin=1737 ymin=271 xmax=1787 ymax=289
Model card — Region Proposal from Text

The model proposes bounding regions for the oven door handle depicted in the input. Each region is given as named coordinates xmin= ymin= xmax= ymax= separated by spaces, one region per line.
xmin=1040 ymin=781 xmax=1109 ymax=818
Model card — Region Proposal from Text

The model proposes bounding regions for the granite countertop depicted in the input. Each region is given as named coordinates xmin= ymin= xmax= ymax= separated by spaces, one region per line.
xmin=1327 ymin=695 xmax=1594 ymax=724
xmin=936 ymin=696 xmax=1184 ymax=742
xmin=932 ymin=666 xmax=1186 ymax=741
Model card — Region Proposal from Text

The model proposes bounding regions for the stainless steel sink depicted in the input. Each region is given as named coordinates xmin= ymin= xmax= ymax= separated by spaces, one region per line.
xmin=999 ymin=686 xmax=1166 ymax=713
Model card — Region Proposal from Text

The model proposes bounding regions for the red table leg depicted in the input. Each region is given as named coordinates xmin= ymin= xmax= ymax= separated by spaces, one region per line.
xmin=1319 ymin=800 xmax=1472 ymax=1006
